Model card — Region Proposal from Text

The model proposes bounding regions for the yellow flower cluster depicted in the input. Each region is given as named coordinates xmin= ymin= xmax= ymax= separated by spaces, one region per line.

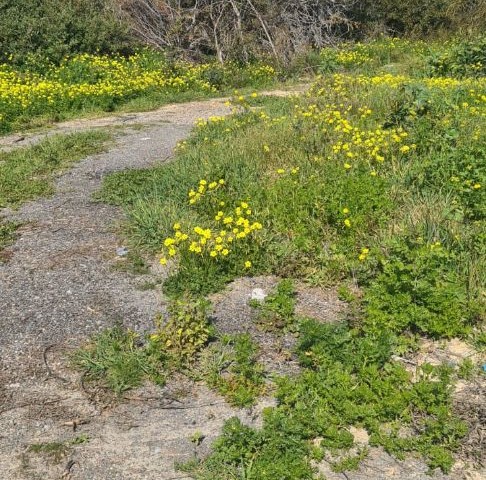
xmin=335 ymin=50 xmax=372 ymax=67
xmin=342 ymin=208 xmax=352 ymax=228
xmin=358 ymin=247 xmax=370 ymax=261
xmin=296 ymin=102 xmax=412 ymax=168
xmin=188 ymin=178 xmax=225 ymax=205
xmin=160 ymin=181 xmax=262 ymax=267
xmin=276 ymin=167 xmax=300 ymax=175
xmin=0 ymin=53 xmax=277 ymax=131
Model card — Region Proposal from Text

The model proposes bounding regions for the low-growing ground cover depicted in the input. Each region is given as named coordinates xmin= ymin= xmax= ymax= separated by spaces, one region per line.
xmin=0 ymin=50 xmax=278 ymax=133
xmin=87 ymin=38 xmax=485 ymax=477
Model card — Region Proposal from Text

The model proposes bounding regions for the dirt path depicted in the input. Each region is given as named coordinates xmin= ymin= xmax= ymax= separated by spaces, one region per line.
xmin=0 ymin=87 xmax=307 ymax=153
xmin=0 ymin=92 xmax=479 ymax=479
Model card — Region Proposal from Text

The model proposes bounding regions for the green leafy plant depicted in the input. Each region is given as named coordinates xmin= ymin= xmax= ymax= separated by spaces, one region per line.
xmin=201 ymin=334 xmax=266 ymax=407
xmin=250 ymin=279 xmax=297 ymax=331
xmin=153 ymin=297 xmax=212 ymax=365
xmin=428 ymin=37 xmax=486 ymax=77
xmin=362 ymin=239 xmax=474 ymax=338
xmin=72 ymin=325 xmax=167 ymax=395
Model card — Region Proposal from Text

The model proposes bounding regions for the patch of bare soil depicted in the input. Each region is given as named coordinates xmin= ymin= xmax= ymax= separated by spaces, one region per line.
xmin=209 ymin=276 xmax=345 ymax=376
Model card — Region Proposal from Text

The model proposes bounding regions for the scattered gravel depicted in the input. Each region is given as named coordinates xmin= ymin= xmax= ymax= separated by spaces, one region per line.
xmin=0 ymin=93 xmax=481 ymax=479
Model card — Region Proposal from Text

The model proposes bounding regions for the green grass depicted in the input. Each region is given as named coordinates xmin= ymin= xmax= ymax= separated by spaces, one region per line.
xmin=28 ymin=435 xmax=90 ymax=464
xmin=95 ymin=39 xmax=485 ymax=475
xmin=0 ymin=131 xmax=112 ymax=208
xmin=250 ymin=279 xmax=297 ymax=332
xmin=72 ymin=325 xmax=167 ymax=395
xmin=198 ymin=333 xmax=266 ymax=407
xmin=73 ymin=298 xmax=212 ymax=394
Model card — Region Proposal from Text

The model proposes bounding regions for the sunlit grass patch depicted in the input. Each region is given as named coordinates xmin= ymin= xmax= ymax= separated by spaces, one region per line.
xmin=0 ymin=130 xmax=112 ymax=207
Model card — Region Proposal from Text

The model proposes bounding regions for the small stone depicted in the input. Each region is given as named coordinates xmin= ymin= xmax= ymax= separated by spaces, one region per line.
xmin=250 ymin=288 xmax=267 ymax=302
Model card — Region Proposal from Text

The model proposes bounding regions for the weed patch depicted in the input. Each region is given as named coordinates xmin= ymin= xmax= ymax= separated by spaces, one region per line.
xmin=72 ymin=325 xmax=167 ymax=395
xmin=151 ymin=297 xmax=212 ymax=367
xmin=0 ymin=131 xmax=111 ymax=207
xmin=250 ymin=279 xmax=297 ymax=332
xmin=199 ymin=334 xmax=266 ymax=407
xmin=27 ymin=435 xmax=89 ymax=464
xmin=185 ymin=319 xmax=467 ymax=478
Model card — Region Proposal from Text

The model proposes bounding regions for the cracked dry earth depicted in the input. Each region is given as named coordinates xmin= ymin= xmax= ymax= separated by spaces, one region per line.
xmin=0 ymin=97 xmax=484 ymax=480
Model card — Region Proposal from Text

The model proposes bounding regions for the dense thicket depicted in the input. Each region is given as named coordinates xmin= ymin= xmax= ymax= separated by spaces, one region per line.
xmin=1 ymin=0 xmax=485 ymax=64
xmin=0 ymin=0 xmax=133 ymax=65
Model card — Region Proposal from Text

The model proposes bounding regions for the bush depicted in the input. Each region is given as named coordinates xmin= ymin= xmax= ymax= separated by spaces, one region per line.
xmin=428 ymin=37 xmax=486 ymax=77
xmin=0 ymin=0 xmax=134 ymax=67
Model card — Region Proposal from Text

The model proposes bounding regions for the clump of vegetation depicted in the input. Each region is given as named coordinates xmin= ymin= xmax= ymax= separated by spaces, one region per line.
xmin=0 ymin=220 xmax=20 ymax=260
xmin=158 ymin=179 xmax=264 ymax=296
xmin=27 ymin=435 xmax=90 ymax=464
xmin=428 ymin=36 xmax=486 ymax=77
xmin=72 ymin=325 xmax=167 ymax=395
xmin=250 ymin=279 xmax=297 ymax=332
xmin=362 ymin=238 xmax=476 ymax=338
xmin=0 ymin=0 xmax=133 ymax=66
xmin=200 ymin=334 xmax=266 ymax=407
xmin=0 ymin=131 xmax=112 ymax=207
xmin=152 ymin=297 xmax=212 ymax=366
xmin=73 ymin=297 xmax=213 ymax=394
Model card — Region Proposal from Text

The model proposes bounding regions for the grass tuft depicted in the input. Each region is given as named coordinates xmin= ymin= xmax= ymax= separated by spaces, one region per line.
xmin=0 ymin=131 xmax=112 ymax=207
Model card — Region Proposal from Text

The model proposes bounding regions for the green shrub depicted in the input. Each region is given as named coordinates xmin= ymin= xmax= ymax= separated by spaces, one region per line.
xmin=428 ymin=37 xmax=486 ymax=77
xmin=0 ymin=0 xmax=133 ymax=67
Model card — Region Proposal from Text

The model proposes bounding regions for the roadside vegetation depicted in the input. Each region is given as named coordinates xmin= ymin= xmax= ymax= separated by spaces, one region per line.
xmin=0 ymin=130 xmax=111 ymax=258
xmin=0 ymin=131 xmax=112 ymax=207
xmin=0 ymin=51 xmax=278 ymax=134
xmin=75 ymin=36 xmax=486 ymax=477
xmin=2 ymin=1 xmax=485 ymax=478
